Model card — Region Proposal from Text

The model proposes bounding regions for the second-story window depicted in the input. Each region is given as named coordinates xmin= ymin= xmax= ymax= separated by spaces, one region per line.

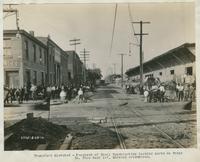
xmin=33 ymin=44 xmax=36 ymax=63
xmin=25 ymin=40 xmax=29 ymax=60
xmin=39 ymin=48 xmax=42 ymax=64
xmin=44 ymin=51 xmax=47 ymax=65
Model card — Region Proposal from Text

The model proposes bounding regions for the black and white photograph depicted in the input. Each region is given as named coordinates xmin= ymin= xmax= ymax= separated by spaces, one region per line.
xmin=2 ymin=0 xmax=198 ymax=156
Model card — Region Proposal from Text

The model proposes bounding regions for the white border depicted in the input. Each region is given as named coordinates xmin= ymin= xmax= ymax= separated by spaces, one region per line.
xmin=0 ymin=0 xmax=199 ymax=162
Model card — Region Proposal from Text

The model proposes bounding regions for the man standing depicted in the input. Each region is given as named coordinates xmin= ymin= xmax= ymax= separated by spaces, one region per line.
xmin=177 ymin=83 xmax=184 ymax=101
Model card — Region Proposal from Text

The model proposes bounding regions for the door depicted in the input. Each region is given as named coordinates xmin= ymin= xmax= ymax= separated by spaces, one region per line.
xmin=6 ymin=71 xmax=19 ymax=88
xmin=26 ymin=70 xmax=31 ymax=85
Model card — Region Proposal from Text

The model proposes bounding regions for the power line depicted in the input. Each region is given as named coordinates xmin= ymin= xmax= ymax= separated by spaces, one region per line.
xmin=128 ymin=3 xmax=139 ymax=44
xmin=109 ymin=3 xmax=118 ymax=56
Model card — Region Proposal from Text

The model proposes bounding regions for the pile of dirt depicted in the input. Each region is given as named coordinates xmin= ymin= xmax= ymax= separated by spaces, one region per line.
xmin=68 ymin=123 xmax=121 ymax=149
xmin=5 ymin=117 xmax=70 ymax=150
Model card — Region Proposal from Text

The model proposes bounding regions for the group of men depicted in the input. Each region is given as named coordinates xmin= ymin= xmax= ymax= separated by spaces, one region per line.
xmin=125 ymin=76 xmax=195 ymax=103
xmin=4 ymin=83 xmax=90 ymax=105
xmin=176 ymin=83 xmax=195 ymax=102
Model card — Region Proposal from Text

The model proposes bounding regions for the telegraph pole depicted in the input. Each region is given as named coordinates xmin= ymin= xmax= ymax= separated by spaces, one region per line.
xmin=132 ymin=21 xmax=150 ymax=92
xmin=3 ymin=5 xmax=20 ymax=31
xmin=69 ymin=38 xmax=81 ymax=52
xmin=118 ymin=53 xmax=126 ymax=87
xmin=80 ymin=48 xmax=90 ymax=83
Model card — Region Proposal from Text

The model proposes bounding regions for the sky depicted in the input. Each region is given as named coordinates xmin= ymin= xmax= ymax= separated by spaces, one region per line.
xmin=3 ymin=2 xmax=195 ymax=77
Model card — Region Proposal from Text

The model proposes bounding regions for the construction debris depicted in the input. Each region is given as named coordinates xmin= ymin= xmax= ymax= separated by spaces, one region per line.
xmin=4 ymin=117 xmax=70 ymax=150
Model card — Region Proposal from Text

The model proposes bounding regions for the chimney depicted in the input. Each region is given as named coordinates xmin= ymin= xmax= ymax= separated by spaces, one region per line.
xmin=29 ymin=31 xmax=34 ymax=36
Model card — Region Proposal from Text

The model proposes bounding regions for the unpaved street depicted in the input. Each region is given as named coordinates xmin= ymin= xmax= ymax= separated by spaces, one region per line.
xmin=4 ymin=84 xmax=197 ymax=149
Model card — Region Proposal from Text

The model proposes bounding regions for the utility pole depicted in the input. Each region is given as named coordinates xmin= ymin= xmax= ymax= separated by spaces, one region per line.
xmin=80 ymin=48 xmax=90 ymax=83
xmin=69 ymin=38 xmax=81 ymax=52
xmin=118 ymin=53 xmax=126 ymax=87
xmin=3 ymin=5 xmax=20 ymax=32
xmin=132 ymin=21 xmax=150 ymax=93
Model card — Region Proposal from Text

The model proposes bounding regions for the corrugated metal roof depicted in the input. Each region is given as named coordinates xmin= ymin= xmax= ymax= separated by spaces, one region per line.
xmin=125 ymin=43 xmax=195 ymax=76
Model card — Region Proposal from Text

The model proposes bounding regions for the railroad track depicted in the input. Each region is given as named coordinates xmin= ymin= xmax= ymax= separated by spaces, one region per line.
xmin=106 ymin=94 xmax=194 ymax=149
xmin=110 ymin=116 xmax=126 ymax=149
xmin=106 ymin=100 xmax=127 ymax=149
xmin=128 ymin=107 xmax=186 ymax=148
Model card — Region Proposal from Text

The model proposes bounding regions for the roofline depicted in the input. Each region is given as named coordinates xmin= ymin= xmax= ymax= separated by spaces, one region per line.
xmin=4 ymin=29 xmax=47 ymax=48
xmin=37 ymin=36 xmax=65 ymax=53
xmin=65 ymin=50 xmax=83 ymax=64
xmin=126 ymin=43 xmax=195 ymax=75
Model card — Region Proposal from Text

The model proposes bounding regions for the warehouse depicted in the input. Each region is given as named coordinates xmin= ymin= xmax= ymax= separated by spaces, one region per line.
xmin=125 ymin=43 xmax=195 ymax=84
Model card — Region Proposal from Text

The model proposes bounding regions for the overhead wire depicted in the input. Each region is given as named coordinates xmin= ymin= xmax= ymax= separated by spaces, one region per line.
xmin=109 ymin=3 xmax=118 ymax=56
xmin=128 ymin=3 xmax=139 ymax=44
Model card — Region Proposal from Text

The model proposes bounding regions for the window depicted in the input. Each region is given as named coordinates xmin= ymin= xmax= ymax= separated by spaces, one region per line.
xmin=3 ymin=39 xmax=12 ymax=56
xmin=49 ymin=54 xmax=51 ymax=63
xmin=52 ymin=56 xmax=54 ymax=64
xmin=33 ymin=44 xmax=36 ymax=63
xmin=25 ymin=70 xmax=31 ymax=84
xmin=68 ymin=72 xmax=71 ymax=80
xmin=50 ymin=73 xmax=53 ymax=85
xmin=44 ymin=51 xmax=47 ymax=64
xmin=39 ymin=48 xmax=42 ymax=64
xmin=41 ymin=72 xmax=44 ymax=85
xmin=33 ymin=71 xmax=37 ymax=85
xmin=25 ymin=40 xmax=29 ymax=60
xmin=170 ymin=70 xmax=174 ymax=75
xmin=159 ymin=72 xmax=162 ymax=76
xmin=186 ymin=66 xmax=193 ymax=75
xmin=4 ymin=38 xmax=11 ymax=40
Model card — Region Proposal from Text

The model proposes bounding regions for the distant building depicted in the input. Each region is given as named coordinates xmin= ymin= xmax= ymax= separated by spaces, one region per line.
xmin=125 ymin=43 xmax=195 ymax=84
xmin=61 ymin=51 xmax=69 ymax=85
xmin=37 ymin=36 xmax=69 ymax=86
xmin=65 ymin=51 xmax=84 ymax=85
xmin=3 ymin=30 xmax=47 ymax=88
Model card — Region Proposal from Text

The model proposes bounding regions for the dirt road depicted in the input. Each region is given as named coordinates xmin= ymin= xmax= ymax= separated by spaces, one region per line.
xmin=4 ymin=84 xmax=197 ymax=149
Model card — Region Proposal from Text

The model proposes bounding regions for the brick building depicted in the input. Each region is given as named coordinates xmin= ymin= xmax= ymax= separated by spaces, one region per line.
xmin=37 ymin=36 xmax=69 ymax=86
xmin=3 ymin=30 xmax=47 ymax=88
xmin=65 ymin=51 xmax=84 ymax=85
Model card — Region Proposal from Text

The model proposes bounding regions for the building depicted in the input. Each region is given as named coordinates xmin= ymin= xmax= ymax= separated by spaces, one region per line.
xmin=3 ymin=30 xmax=48 ymax=88
xmin=125 ymin=43 xmax=195 ymax=84
xmin=60 ymin=51 xmax=69 ymax=85
xmin=37 ymin=36 xmax=69 ymax=86
xmin=65 ymin=51 xmax=84 ymax=85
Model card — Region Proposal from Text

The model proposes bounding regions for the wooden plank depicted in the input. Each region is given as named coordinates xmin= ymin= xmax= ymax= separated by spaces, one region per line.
xmin=4 ymin=133 xmax=13 ymax=141
xmin=59 ymin=134 xmax=73 ymax=150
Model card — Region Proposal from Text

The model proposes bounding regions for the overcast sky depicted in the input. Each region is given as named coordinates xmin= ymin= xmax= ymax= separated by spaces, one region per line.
xmin=3 ymin=2 xmax=195 ymax=77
